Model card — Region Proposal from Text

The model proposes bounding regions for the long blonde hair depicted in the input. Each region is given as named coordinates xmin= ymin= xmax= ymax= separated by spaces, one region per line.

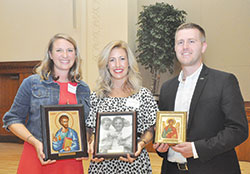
xmin=35 ymin=33 xmax=82 ymax=82
xmin=95 ymin=40 xmax=142 ymax=98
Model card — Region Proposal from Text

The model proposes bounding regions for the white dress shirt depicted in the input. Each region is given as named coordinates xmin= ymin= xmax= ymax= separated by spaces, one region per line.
xmin=167 ymin=64 xmax=203 ymax=163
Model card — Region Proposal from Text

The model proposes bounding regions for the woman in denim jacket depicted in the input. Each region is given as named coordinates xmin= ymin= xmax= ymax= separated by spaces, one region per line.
xmin=3 ymin=33 xmax=90 ymax=174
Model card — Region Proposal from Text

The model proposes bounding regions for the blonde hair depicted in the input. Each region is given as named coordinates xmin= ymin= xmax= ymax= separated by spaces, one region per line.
xmin=35 ymin=33 xmax=82 ymax=82
xmin=175 ymin=23 xmax=206 ymax=42
xmin=95 ymin=40 xmax=142 ymax=98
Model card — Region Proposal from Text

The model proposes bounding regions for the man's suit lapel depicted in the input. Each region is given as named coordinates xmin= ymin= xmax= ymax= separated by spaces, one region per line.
xmin=169 ymin=78 xmax=179 ymax=110
xmin=187 ymin=65 xmax=209 ymax=131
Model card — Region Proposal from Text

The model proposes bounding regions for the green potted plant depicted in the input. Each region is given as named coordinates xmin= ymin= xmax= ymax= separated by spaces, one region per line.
xmin=136 ymin=2 xmax=187 ymax=95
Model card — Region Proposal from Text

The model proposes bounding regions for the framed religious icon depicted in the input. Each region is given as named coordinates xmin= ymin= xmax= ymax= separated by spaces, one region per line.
xmin=93 ymin=111 xmax=137 ymax=159
xmin=155 ymin=111 xmax=187 ymax=145
xmin=40 ymin=104 xmax=88 ymax=160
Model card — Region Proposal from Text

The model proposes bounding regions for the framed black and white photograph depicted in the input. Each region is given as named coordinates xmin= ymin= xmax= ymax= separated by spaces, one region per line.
xmin=155 ymin=111 xmax=187 ymax=145
xmin=40 ymin=104 xmax=88 ymax=160
xmin=93 ymin=111 xmax=137 ymax=159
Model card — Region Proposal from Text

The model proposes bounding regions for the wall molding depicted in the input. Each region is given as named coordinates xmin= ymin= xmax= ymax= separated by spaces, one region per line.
xmin=0 ymin=61 xmax=40 ymax=74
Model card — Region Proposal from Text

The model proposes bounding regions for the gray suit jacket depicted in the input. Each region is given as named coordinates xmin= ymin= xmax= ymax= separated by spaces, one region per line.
xmin=158 ymin=65 xmax=248 ymax=174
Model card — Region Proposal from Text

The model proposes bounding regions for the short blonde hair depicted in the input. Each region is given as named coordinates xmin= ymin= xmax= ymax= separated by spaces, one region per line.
xmin=35 ymin=33 xmax=82 ymax=82
xmin=175 ymin=23 xmax=206 ymax=42
xmin=95 ymin=40 xmax=142 ymax=98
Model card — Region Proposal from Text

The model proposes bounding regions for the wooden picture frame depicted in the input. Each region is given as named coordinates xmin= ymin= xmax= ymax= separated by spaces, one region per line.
xmin=40 ymin=104 xmax=88 ymax=160
xmin=155 ymin=111 xmax=187 ymax=144
xmin=93 ymin=111 xmax=137 ymax=159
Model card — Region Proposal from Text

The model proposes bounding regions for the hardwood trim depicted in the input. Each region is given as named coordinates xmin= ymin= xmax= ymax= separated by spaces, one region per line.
xmin=244 ymin=102 xmax=250 ymax=123
xmin=0 ymin=135 xmax=23 ymax=144
xmin=0 ymin=61 xmax=40 ymax=74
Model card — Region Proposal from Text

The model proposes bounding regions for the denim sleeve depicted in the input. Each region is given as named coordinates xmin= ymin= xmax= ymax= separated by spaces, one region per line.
xmin=2 ymin=77 xmax=31 ymax=130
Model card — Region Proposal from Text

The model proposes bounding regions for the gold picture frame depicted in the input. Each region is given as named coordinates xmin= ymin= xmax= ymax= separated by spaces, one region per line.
xmin=155 ymin=111 xmax=187 ymax=144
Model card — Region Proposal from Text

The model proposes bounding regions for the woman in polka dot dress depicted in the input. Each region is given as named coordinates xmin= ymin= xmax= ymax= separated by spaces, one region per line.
xmin=86 ymin=40 xmax=158 ymax=174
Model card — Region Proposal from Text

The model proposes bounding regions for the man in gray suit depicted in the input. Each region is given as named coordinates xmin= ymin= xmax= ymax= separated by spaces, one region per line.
xmin=153 ymin=23 xmax=248 ymax=174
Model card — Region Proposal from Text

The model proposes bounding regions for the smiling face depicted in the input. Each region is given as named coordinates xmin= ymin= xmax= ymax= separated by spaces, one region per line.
xmin=49 ymin=38 xmax=76 ymax=76
xmin=175 ymin=28 xmax=207 ymax=69
xmin=113 ymin=118 xmax=124 ymax=132
xmin=108 ymin=47 xmax=129 ymax=83
xmin=102 ymin=119 xmax=112 ymax=130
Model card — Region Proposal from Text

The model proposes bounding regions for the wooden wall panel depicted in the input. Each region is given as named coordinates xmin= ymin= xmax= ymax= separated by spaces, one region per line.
xmin=0 ymin=74 xmax=19 ymax=136
xmin=0 ymin=61 xmax=40 ymax=143
xmin=235 ymin=102 xmax=250 ymax=162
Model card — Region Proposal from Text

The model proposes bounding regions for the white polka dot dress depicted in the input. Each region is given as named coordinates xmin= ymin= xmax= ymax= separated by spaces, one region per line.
xmin=86 ymin=88 xmax=158 ymax=174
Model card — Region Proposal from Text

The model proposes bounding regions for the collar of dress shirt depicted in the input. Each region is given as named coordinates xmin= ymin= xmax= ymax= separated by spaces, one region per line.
xmin=178 ymin=64 xmax=203 ymax=83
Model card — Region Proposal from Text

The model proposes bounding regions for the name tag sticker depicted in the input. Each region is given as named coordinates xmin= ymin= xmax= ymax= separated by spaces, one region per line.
xmin=68 ymin=83 xmax=76 ymax=94
xmin=126 ymin=98 xmax=140 ymax=109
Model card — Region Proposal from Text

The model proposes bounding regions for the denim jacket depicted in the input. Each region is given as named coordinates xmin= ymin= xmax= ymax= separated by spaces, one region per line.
xmin=3 ymin=74 xmax=90 ymax=142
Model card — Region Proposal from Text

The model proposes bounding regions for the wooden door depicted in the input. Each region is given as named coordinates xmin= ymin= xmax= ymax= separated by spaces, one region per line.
xmin=0 ymin=74 xmax=20 ymax=141
xmin=0 ymin=61 xmax=40 ymax=143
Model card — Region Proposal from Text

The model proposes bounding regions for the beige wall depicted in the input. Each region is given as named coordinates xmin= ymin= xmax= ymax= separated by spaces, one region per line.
xmin=0 ymin=0 xmax=129 ymax=91
xmin=85 ymin=0 xmax=128 ymax=90
xmin=0 ymin=0 xmax=249 ymax=100
xmin=0 ymin=0 xmax=84 ymax=60
xmin=136 ymin=0 xmax=250 ymax=100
